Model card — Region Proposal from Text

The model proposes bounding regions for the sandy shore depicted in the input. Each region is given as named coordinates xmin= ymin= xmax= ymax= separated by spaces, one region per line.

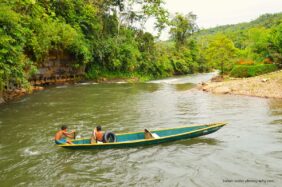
xmin=198 ymin=70 xmax=282 ymax=99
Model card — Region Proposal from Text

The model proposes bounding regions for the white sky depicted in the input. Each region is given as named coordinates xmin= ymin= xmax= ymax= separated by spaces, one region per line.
xmin=147 ymin=0 xmax=282 ymax=40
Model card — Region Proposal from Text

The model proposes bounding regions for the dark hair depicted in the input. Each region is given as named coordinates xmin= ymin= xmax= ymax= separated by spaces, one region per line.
xmin=96 ymin=125 xmax=102 ymax=131
xmin=61 ymin=125 xmax=68 ymax=130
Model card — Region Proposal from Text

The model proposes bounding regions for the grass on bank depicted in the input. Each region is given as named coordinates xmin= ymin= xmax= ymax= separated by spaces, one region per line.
xmin=230 ymin=64 xmax=278 ymax=78
xmin=85 ymin=68 xmax=155 ymax=82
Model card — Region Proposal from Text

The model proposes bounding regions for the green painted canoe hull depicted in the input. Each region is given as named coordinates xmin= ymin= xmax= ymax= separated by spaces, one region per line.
xmin=58 ymin=123 xmax=226 ymax=150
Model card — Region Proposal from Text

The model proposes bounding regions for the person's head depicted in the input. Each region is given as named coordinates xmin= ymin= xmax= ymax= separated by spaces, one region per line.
xmin=96 ymin=125 xmax=102 ymax=131
xmin=61 ymin=125 xmax=68 ymax=131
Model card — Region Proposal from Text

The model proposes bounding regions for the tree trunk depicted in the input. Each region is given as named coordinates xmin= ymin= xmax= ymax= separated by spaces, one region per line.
xmin=221 ymin=61 xmax=224 ymax=77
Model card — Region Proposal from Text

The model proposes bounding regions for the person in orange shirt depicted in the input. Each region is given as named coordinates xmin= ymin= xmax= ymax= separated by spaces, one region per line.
xmin=55 ymin=125 xmax=76 ymax=144
xmin=91 ymin=125 xmax=104 ymax=144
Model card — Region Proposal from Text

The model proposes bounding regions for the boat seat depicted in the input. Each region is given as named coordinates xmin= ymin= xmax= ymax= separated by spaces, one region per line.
xmin=151 ymin=133 xmax=160 ymax=139
xmin=144 ymin=129 xmax=160 ymax=139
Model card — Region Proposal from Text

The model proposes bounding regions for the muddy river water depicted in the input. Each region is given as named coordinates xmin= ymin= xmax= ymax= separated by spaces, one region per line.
xmin=0 ymin=72 xmax=281 ymax=186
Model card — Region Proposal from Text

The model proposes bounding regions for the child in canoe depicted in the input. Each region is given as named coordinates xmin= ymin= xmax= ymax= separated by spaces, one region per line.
xmin=91 ymin=125 xmax=104 ymax=144
xmin=55 ymin=125 xmax=76 ymax=144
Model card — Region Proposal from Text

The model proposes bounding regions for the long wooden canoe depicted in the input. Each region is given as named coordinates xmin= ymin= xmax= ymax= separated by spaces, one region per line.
xmin=57 ymin=122 xmax=226 ymax=149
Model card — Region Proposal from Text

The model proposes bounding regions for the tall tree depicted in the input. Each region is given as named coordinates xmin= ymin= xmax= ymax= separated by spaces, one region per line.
xmin=245 ymin=27 xmax=271 ymax=62
xmin=0 ymin=5 xmax=28 ymax=90
xmin=205 ymin=34 xmax=238 ymax=75
xmin=169 ymin=12 xmax=198 ymax=48
xmin=268 ymin=23 xmax=282 ymax=66
xmin=105 ymin=0 xmax=169 ymax=36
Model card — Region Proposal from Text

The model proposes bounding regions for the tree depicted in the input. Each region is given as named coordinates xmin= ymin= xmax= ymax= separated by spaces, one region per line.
xmin=268 ymin=23 xmax=282 ymax=66
xmin=0 ymin=5 xmax=29 ymax=90
xmin=245 ymin=27 xmax=271 ymax=62
xmin=169 ymin=12 xmax=198 ymax=48
xmin=205 ymin=34 xmax=238 ymax=75
xmin=104 ymin=0 xmax=169 ymax=36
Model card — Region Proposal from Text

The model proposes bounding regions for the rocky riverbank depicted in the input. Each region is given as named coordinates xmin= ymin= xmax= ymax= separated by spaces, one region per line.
xmin=198 ymin=70 xmax=282 ymax=99
xmin=0 ymin=86 xmax=45 ymax=104
xmin=0 ymin=77 xmax=140 ymax=104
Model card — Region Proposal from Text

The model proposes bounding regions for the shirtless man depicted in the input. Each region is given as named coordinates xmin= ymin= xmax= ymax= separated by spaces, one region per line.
xmin=55 ymin=125 xmax=75 ymax=144
xmin=90 ymin=126 xmax=104 ymax=144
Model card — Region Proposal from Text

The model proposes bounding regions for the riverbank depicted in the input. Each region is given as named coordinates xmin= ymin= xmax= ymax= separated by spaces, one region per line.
xmin=95 ymin=76 xmax=141 ymax=83
xmin=198 ymin=70 xmax=282 ymax=99
xmin=0 ymin=76 xmax=142 ymax=104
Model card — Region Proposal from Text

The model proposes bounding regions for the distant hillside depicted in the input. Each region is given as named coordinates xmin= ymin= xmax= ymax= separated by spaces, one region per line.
xmin=197 ymin=12 xmax=282 ymax=36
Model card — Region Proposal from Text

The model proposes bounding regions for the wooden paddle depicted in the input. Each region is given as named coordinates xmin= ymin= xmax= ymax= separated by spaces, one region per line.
xmin=90 ymin=128 xmax=97 ymax=144
xmin=73 ymin=131 xmax=76 ymax=140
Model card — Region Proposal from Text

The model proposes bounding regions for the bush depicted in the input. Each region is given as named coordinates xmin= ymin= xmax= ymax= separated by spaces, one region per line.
xmin=230 ymin=64 xmax=278 ymax=77
xmin=236 ymin=59 xmax=254 ymax=65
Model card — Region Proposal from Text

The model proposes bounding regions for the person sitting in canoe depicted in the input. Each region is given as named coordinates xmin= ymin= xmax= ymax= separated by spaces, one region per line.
xmin=54 ymin=125 xmax=76 ymax=144
xmin=91 ymin=125 xmax=104 ymax=144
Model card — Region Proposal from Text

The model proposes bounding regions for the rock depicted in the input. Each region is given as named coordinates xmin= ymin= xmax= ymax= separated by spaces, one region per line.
xmin=14 ymin=89 xmax=21 ymax=94
xmin=21 ymin=88 xmax=27 ymax=93
xmin=213 ymin=86 xmax=231 ymax=94
xmin=32 ymin=86 xmax=44 ymax=91
xmin=211 ymin=76 xmax=224 ymax=82
xmin=201 ymin=82 xmax=207 ymax=86
xmin=261 ymin=78 xmax=268 ymax=82
xmin=202 ymin=87 xmax=208 ymax=92
xmin=14 ymin=88 xmax=26 ymax=94
xmin=0 ymin=97 xmax=4 ymax=104
xmin=197 ymin=83 xmax=209 ymax=91
xmin=0 ymin=91 xmax=3 ymax=104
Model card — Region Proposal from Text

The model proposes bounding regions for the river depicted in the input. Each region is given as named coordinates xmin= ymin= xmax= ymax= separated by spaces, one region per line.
xmin=0 ymin=72 xmax=281 ymax=186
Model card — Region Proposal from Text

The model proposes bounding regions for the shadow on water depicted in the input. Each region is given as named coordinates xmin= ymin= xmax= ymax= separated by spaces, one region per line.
xmin=268 ymin=100 xmax=282 ymax=125
xmin=173 ymin=83 xmax=195 ymax=92
xmin=115 ymin=137 xmax=221 ymax=152
xmin=133 ymin=83 xmax=161 ymax=93
xmin=160 ymin=137 xmax=220 ymax=147
xmin=56 ymin=137 xmax=220 ymax=153
xmin=270 ymin=119 xmax=282 ymax=125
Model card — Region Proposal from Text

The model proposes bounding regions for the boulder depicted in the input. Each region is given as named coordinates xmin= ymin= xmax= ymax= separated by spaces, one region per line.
xmin=261 ymin=78 xmax=268 ymax=82
xmin=211 ymin=76 xmax=224 ymax=82
xmin=201 ymin=82 xmax=207 ymax=86
xmin=32 ymin=86 xmax=44 ymax=91
xmin=0 ymin=97 xmax=4 ymax=104
xmin=0 ymin=91 xmax=4 ymax=104
xmin=213 ymin=86 xmax=231 ymax=94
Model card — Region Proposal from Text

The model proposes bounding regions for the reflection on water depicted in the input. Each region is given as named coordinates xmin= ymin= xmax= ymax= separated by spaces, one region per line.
xmin=0 ymin=72 xmax=282 ymax=186
xmin=173 ymin=83 xmax=195 ymax=91
xmin=163 ymin=137 xmax=221 ymax=147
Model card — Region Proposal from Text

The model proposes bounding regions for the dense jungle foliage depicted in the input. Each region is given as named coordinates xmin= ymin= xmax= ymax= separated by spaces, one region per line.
xmin=0 ymin=0 xmax=281 ymax=91
xmin=195 ymin=13 xmax=282 ymax=76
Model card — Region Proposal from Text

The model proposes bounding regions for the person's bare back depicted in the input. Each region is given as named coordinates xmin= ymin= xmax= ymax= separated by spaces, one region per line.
xmin=54 ymin=125 xmax=75 ymax=144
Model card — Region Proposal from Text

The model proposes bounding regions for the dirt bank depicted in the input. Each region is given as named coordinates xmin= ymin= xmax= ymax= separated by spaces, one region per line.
xmin=198 ymin=70 xmax=282 ymax=99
